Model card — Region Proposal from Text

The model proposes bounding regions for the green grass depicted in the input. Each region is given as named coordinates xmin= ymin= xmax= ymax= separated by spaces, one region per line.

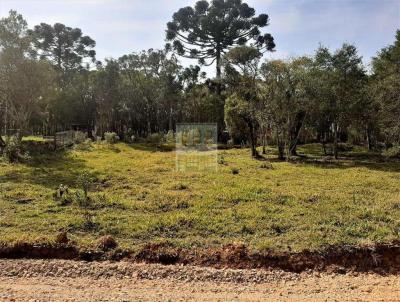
xmin=0 ymin=142 xmax=399 ymax=252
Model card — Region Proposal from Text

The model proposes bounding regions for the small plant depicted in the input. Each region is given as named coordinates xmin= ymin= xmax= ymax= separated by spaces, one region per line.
xmin=217 ymin=154 xmax=225 ymax=165
xmin=337 ymin=142 xmax=353 ymax=152
xmin=172 ymin=183 xmax=188 ymax=190
xmin=73 ymin=131 xmax=87 ymax=144
xmin=307 ymin=194 xmax=320 ymax=203
xmin=146 ymin=133 xmax=165 ymax=145
xmin=53 ymin=184 xmax=72 ymax=205
xmin=55 ymin=231 xmax=69 ymax=244
xmin=74 ymin=139 xmax=93 ymax=151
xmin=104 ymin=132 xmax=119 ymax=144
xmin=75 ymin=171 xmax=95 ymax=229
xmin=383 ymin=145 xmax=400 ymax=159
xmin=165 ymin=130 xmax=175 ymax=143
xmin=231 ymin=167 xmax=240 ymax=175
xmin=3 ymin=136 xmax=27 ymax=163
xmin=259 ymin=162 xmax=273 ymax=169
xmin=124 ymin=128 xmax=135 ymax=143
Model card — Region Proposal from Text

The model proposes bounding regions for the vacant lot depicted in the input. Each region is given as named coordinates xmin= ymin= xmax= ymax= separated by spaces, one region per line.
xmin=0 ymin=142 xmax=399 ymax=253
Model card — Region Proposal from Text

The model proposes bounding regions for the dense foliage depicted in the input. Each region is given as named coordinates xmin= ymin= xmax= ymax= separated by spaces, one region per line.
xmin=0 ymin=5 xmax=399 ymax=159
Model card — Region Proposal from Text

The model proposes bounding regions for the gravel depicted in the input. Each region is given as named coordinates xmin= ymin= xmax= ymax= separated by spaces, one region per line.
xmin=0 ymin=259 xmax=300 ymax=283
xmin=0 ymin=259 xmax=398 ymax=301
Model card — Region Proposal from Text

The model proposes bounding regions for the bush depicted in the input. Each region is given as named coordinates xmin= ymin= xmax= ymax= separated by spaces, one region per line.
xmin=75 ymin=172 xmax=95 ymax=229
xmin=53 ymin=184 xmax=72 ymax=205
xmin=383 ymin=145 xmax=400 ymax=159
xmin=260 ymin=162 xmax=274 ymax=169
xmin=124 ymin=128 xmax=136 ymax=143
xmin=166 ymin=130 xmax=175 ymax=143
xmin=74 ymin=139 xmax=93 ymax=151
xmin=146 ymin=133 xmax=165 ymax=145
xmin=3 ymin=136 xmax=27 ymax=163
xmin=104 ymin=132 xmax=119 ymax=144
xmin=73 ymin=131 xmax=87 ymax=144
xmin=218 ymin=154 xmax=225 ymax=165
xmin=337 ymin=143 xmax=353 ymax=152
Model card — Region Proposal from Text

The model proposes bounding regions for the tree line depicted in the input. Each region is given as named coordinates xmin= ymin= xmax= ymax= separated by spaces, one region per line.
xmin=0 ymin=0 xmax=399 ymax=160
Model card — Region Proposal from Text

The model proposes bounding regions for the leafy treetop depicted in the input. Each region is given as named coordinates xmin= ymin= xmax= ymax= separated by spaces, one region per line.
xmin=166 ymin=0 xmax=275 ymax=78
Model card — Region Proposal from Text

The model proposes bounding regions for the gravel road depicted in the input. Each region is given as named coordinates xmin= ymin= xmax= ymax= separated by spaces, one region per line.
xmin=0 ymin=259 xmax=398 ymax=301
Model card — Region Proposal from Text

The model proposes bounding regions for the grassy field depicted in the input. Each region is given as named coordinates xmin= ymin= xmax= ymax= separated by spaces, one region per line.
xmin=0 ymin=141 xmax=399 ymax=253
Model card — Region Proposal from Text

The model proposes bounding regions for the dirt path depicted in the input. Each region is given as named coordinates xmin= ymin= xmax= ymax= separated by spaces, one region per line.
xmin=0 ymin=260 xmax=398 ymax=301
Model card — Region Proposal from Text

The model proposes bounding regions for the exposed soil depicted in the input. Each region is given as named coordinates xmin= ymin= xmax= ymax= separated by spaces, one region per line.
xmin=0 ymin=259 xmax=399 ymax=301
xmin=136 ymin=243 xmax=400 ymax=274
xmin=1 ymin=241 xmax=400 ymax=274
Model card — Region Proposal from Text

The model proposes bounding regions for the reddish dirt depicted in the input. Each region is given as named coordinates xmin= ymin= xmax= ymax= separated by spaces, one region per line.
xmin=1 ymin=242 xmax=400 ymax=274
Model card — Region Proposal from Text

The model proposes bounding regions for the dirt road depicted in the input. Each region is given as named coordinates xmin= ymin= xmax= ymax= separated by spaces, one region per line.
xmin=0 ymin=259 xmax=398 ymax=301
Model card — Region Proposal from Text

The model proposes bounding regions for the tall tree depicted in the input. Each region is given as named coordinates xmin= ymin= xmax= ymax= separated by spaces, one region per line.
xmin=0 ymin=50 xmax=55 ymax=138
xmin=0 ymin=10 xmax=31 ymax=56
xmin=260 ymin=57 xmax=312 ymax=159
xmin=311 ymin=44 xmax=366 ymax=159
xmin=29 ymin=22 xmax=96 ymax=72
xmin=224 ymin=46 xmax=262 ymax=157
xmin=0 ymin=11 xmax=55 ymax=141
xmin=370 ymin=30 xmax=400 ymax=147
xmin=93 ymin=59 xmax=122 ymax=136
xmin=166 ymin=0 xmax=275 ymax=80
xmin=0 ymin=10 xmax=32 ymax=146
xmin=118 ymin=49 xmax=182 ymax=136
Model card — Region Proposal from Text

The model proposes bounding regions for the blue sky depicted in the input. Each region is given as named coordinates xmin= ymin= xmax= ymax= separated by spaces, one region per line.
xmin=0 ymin=0 xmax=399 ymax=74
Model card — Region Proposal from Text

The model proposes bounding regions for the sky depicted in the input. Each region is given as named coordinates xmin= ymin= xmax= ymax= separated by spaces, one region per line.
xmin=0 ymin=0 xmax=399 ymax=75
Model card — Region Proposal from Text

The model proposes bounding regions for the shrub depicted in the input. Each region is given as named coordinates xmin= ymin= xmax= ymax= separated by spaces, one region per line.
xmin=73 ymin=131 xmax=87 ymax=144
xmin=165 ymin=130 xmax=175 ymax=143
xmin=3 ymin=136 xmax=28 ymax=163
xmin=259 ymin=162 xmax=273 ymax=169
xmin=218 ymin=154 xmax=225 ymax=165
xmin=383 ymin=145 xmax=400 ymax=159
xmin=104 ymin=132 xmax=119 ymax=144
xmin=124 ymin=128 xmax=136 ymax=143
xmin=75 ymin=172 xmax=95 ymax=229
xmin=337 ymin=143 xmax=353 ymax=152
xmin=53 ymin=184 xmax=72 ymax=205
xmin=172 ymin=183 xmax=188 ymax=190
xmin=146 ymin=133 xmax=165 ymax=145
xmin=74 ymin=139 xmax=93 ymax=151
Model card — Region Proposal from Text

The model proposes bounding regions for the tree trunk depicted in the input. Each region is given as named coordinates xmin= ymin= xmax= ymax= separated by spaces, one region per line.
xmin=366 ymin=124 xmax=372 ymax=151
xmin=249 ymin=123 xmax=258 ymax=158
xmin=262 ymin=130 xmax=267 ymax=155
xmin=169 ymin=107 xmax=173 ymax=131
xmin=333 ymin=122 xmax=339 ymax=159
xmin=0 ymin=135 xmax=5 ymax=148
xmin=289 ymin=112 xmax=306 ymax=156
xmin=216 ymin=50 xmax=221 ymax=81
xmin=290 ymin=142 xmax=298 ymax=156
xmin=278 ymin=141 xmax=285 ymax=160
xmin=215 ymin=48 xmax=222 ymax=96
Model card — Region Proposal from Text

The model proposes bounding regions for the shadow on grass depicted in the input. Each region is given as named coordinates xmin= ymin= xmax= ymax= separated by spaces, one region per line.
xmin=1 ymin=149 xmax=101 ymax=189
xmin=127 ymin=143 xmax=175 ymax=153
xmin=255 ymin=143 xmax=400 ymax=172
xmin=286 ymin=153 xmax=400 ymax=173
